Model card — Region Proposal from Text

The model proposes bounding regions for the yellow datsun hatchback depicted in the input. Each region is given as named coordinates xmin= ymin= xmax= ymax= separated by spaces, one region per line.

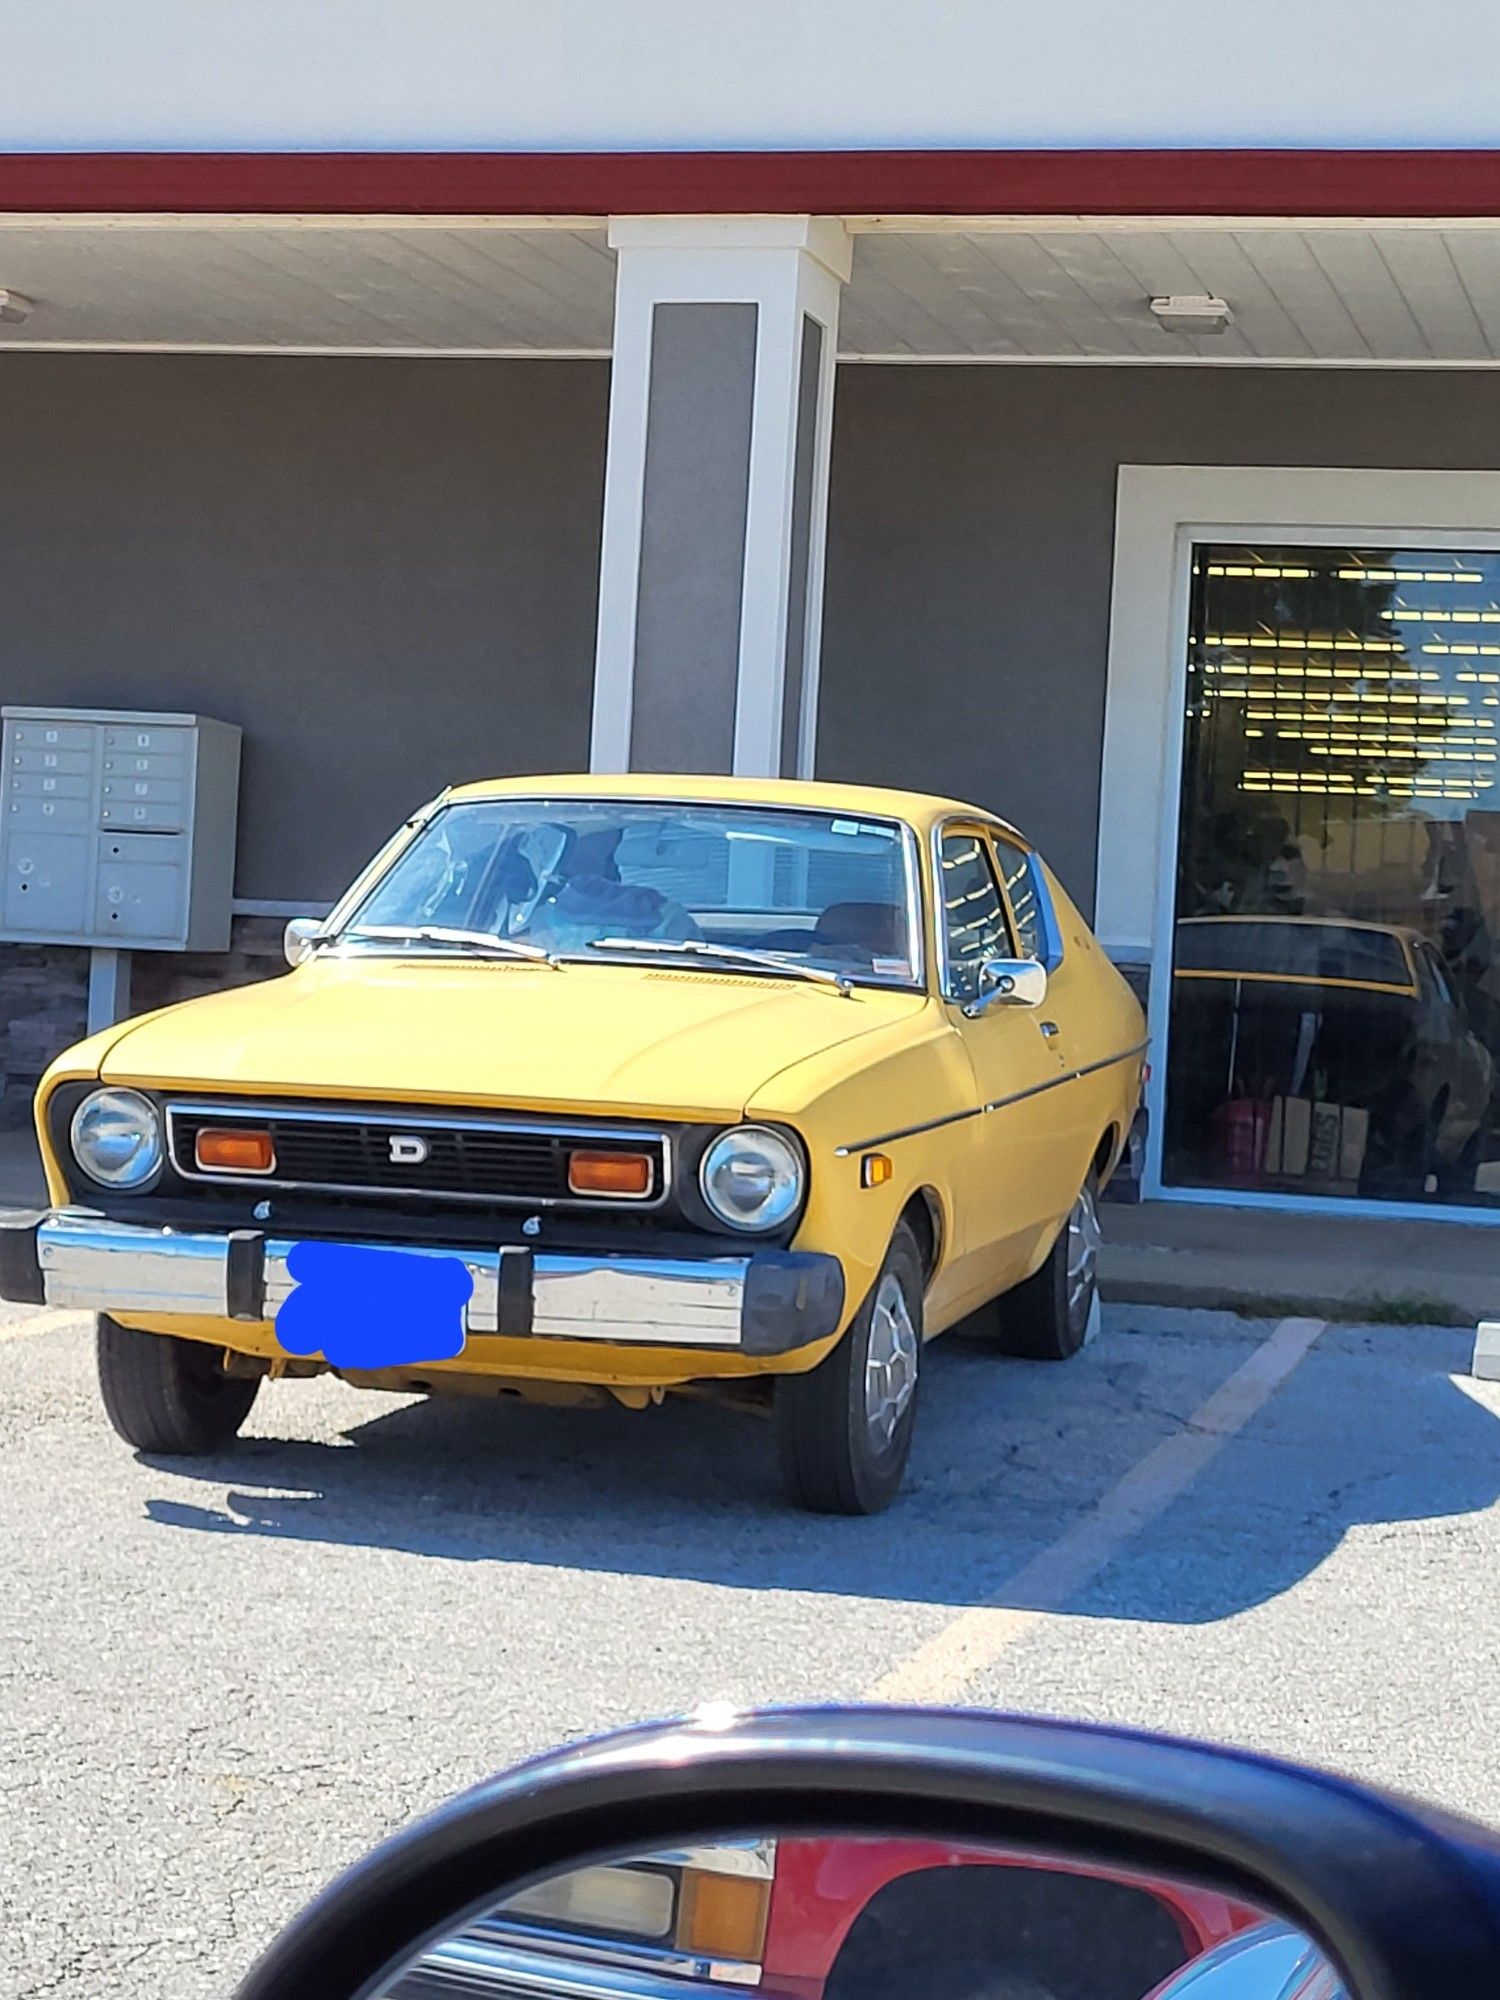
xmin=3 ymin=777 xmax=1145 ymax=1513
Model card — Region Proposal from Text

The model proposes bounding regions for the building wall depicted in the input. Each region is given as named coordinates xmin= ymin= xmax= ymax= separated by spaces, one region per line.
xmin=819 ymin=363 xmax=1500 ymax=918
xmin=0 ymin=352 xmax=608 ymax=1125
xmin=0 ymin=353 xmax=608 ymax=903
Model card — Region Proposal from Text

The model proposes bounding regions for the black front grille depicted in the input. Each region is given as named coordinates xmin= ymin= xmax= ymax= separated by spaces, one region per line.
xmin=167 ymin=1104 xmax=665 ymax=1208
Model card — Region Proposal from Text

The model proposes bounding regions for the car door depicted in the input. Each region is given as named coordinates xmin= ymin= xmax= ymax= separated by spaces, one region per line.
xmin=936 ymin=823 xmax=1078 ymax=1295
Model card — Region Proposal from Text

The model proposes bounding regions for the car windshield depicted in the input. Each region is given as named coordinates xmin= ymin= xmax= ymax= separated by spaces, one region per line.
xmin=339 ymin=798 xmax=921 ymax=986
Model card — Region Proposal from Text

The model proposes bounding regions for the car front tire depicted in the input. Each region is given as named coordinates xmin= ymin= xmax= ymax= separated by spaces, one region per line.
xmin=96 ymin=1316 xmax=260 ymax=1453
xmin=774 ymin=1221 xmax=923 ymax=1515
xmin=991 ymin=1171 xmax=1102 ymax=1361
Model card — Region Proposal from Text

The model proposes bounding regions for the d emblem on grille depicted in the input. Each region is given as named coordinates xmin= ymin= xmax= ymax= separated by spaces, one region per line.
xmin=388 ymin=1133 xmax=430 ymax=1165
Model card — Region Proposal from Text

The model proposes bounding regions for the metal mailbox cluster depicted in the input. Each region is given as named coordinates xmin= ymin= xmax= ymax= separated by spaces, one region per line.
xmin=0 ymin=707 xmax=241 ymax=951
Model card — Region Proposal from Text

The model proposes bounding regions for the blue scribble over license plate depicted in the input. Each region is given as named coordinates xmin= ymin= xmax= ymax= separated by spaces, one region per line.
xmin=275 ymin=1241 xmax=475 ymax=1370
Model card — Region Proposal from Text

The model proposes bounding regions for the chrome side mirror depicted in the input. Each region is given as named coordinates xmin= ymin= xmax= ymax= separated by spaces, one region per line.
xmin=963 ymin=956 xmax=1047 ymax=1016
xmin=234 ymin=1707 xmax=1499 ymax=2000
xmin=283 ymin=917 xmax=324 ymax=968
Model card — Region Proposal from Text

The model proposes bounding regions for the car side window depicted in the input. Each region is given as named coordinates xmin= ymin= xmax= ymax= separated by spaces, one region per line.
xmin=1414 ymin=945 xmax=1456 ymax=1028
xmin=1422 ymin=946 xmax=1457 ymax=1007
xmin=992 ymin=834 xmax=1051 ymax=967
xmin=938 ymin=829 xmax=1014 ymax=1003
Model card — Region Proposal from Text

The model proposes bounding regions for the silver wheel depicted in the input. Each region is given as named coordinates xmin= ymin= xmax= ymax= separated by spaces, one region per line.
xmin=864 ymin=1271 xmax=920 ymax=1450
xmin=1065 ymin=1180 xmax=1102 ymax=1331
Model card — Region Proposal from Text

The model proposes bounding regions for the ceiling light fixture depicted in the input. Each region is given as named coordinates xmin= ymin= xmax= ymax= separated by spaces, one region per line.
xmin=1149 ymin=293 xmax=1233 ymax=336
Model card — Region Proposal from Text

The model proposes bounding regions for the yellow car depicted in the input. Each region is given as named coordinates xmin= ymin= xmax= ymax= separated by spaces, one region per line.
xmin=2 ymin=777 xmax=1145 ymax=1513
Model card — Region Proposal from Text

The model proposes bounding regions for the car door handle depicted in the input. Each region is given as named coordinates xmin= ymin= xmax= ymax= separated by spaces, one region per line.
xmin=1039 ymin=1020 xmax=1061 ymax=1039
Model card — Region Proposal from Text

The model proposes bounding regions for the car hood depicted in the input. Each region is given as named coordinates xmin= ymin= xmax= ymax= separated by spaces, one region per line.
xmin=98 ymin=956 xmax=929 ymax=1121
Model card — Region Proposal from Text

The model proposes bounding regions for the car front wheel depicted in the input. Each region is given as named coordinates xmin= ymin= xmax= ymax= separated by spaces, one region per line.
xmin=774 ymin=1222 xmax=923 ymax=1515
xmin=96 ymin=1317 xmax=260 ymax=1453
xmin=992 ymin=1172 xmax=1101 ymax=1361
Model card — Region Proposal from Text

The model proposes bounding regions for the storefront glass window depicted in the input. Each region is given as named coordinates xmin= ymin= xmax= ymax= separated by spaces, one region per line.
xmin=1166 ymin=544 xmax=1500 ymax=1208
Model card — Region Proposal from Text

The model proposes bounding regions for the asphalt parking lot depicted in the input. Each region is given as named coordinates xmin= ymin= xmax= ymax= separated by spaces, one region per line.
xmin=4 ymin=1298 xmax=1499 ymax=1997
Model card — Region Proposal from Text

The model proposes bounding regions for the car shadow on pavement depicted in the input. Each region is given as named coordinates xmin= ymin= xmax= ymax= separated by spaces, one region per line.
xmin=141 ymin=1311 xmax=1500 ymax=1620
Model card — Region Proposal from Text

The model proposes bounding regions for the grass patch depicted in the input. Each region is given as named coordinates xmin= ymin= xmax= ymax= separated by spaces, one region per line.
xmin=1233 ymin=1293 xmax=1459 ymax=1325
xmin=1350 ymin=1294 xmax=1462 ymax=1326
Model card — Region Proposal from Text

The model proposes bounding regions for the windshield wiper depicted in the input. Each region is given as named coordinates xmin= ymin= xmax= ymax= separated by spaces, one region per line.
xmin=324 ymin=925 xmax=558 ymax=966
xmin=586 ymin=935 xmax=852 ymax=996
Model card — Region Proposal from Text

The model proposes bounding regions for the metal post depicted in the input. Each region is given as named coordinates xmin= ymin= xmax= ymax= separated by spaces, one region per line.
xmin=86 ymin=948 xmax=132 ymax=1034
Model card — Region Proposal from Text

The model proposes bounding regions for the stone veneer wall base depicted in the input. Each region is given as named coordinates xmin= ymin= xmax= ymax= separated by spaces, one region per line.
xmin=0 ymin=918 xmax=288 ymax=1130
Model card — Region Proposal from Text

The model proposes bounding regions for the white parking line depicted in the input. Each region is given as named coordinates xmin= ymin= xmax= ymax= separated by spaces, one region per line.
xmin=869 ymin=1315 xmax=1326 ymax=1705
xmin=0 ymin=1307 xmax=89 ymax=1343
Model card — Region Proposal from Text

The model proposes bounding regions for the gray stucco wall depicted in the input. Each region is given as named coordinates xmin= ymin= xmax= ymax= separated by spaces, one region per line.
xmin=18 ymin=355 xmax=1499 ymax=933
xmin=819 ymin=364 xmax=1500 ymax=919
xmin=0 ymin=354 xmax=608 ymax=904
xmin=630 ymin=303 xmax=758 ymax=774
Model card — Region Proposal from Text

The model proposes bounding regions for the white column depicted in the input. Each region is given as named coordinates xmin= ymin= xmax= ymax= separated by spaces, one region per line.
xmin=591 ymin=217 xmax=850 ymax=780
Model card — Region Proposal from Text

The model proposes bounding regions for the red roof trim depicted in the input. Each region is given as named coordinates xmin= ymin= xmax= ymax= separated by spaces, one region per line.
xmin=3 ymin=150 xmax=1500 ymax=218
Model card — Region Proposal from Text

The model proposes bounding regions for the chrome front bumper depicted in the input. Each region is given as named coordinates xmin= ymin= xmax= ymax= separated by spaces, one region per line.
xmin=392 ymin=1933 xmax=752 ymax=1999
xmin=0 ymin=1210 xmax=843 ymax=1356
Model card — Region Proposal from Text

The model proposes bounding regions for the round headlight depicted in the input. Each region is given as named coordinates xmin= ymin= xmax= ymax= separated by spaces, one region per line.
xmin=70 ymin=1088 xmax=163 ymax=1189
xmin=699 ymin=1125 xmax=804 ymax=1233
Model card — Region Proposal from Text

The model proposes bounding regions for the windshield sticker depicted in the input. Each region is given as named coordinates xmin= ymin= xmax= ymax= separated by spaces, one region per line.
xmin=830 ymin=819 xmax=862 ymax=836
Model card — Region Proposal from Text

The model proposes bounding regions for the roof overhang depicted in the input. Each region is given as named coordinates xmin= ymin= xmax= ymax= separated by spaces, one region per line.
xmin=5 ymin=149 xmax=1500 ymax=219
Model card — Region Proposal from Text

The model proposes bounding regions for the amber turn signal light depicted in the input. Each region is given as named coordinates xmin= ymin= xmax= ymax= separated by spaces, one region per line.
xmin=567 ymin=1150 xmax=653 ymax=1198
xmin=195 ymin=1128 xmax=276 ymax=1174
xmin=860 ymin=1151 xmax=893 ymax=1188
xmin=675 ymin=1868 xmax=771 ymax=1965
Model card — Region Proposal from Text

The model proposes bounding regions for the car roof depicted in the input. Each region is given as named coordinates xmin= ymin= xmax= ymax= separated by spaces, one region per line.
xmin=1177 ymin=913 xmax=1427 ymax=948
xmin=441 ymin=771 xmax=1024 ymax=838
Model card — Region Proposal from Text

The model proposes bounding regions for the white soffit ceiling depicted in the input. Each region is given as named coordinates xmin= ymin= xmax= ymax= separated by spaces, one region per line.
xmin=0 ymin=222 xmax=617 ymax=354
xmin=5 ymin=220 xmax=1500 ymax=363
xmin=841 ymin=227 xmax=1500 ymax=362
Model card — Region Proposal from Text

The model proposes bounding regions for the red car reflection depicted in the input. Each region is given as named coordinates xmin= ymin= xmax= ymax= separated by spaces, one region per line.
xmin=399 ymin=1830 xmax=1262 ymax=2000
xmin=764 ymin=1835 xmax=1256 ymax=2000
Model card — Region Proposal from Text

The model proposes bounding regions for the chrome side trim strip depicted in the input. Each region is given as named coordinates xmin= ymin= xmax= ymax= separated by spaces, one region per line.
xmin=833 ymin=1103 xmax=983 ymax=1157
xmin=983 ymin=1039 xmax=1149 ymax=1117
xmin=834 ymin=1041 xmax=1147 ymax=1156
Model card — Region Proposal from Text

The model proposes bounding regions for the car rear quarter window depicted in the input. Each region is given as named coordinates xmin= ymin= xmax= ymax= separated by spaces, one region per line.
xmin=992 ymin=835 xmax=1049 ymax=966
xmin=1175 ymin=920 xmax=1413 ymax=989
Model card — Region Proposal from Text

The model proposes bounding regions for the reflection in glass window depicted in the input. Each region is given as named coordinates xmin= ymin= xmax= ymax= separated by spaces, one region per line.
xmin=940 ymin=833 xmax=1013 ymax=1002
xmin=993 ymin=836 xmax=1046 ymax=964
xmin=1167 ymin=545 xmax=1500 ymax=1208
